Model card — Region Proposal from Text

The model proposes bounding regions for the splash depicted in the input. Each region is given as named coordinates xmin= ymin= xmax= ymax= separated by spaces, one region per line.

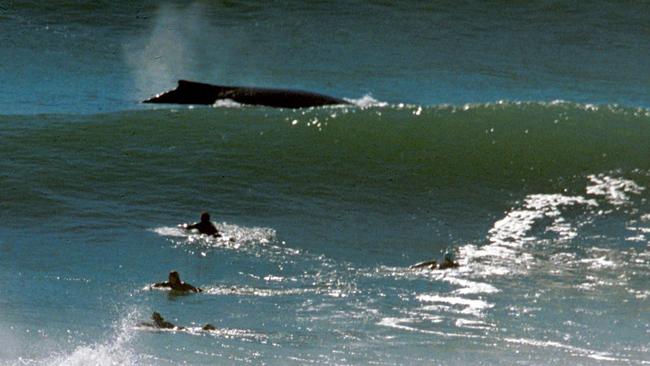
xmin=212 ymin=99 xmax=243 ymax=108
xmin=13 ymin=310 xmax=146 ymax=366
xmin=124 ymin=3 xmax=216 ymax=100
xmin=345 ymin=94 xmax=388 ymax=108
xmin=152 ymin=221 xmax=276 ymax=251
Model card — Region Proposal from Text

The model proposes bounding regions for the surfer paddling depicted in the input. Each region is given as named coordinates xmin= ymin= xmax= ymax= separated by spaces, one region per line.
xmin=139 ymin=312 xmax=215 ymax=331
xmin=139 ymin=312 xmax=183 ymax=330
xmin=410 ymin=250 xmax=459 ymax=271
xmin=183 ymin=212 xmax=220 ymax=237
xmin=153 ymin=271 xmax=202 ymax=293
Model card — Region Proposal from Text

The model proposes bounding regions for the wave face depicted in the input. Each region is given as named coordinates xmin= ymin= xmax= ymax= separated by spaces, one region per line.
xmin=3 ymin=102 xmax=650 ymax=221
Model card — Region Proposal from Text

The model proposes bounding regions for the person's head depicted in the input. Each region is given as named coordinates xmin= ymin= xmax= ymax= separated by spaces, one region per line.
xmin=200 ymin=212 xmax=210 ymax=223
xmin=169 ymin=271 xmax=181 ymax=285
xmin=443 ymin=248 xmax=456 ymax=263
xmin=152 ymin=312 xmax=163 ymax=322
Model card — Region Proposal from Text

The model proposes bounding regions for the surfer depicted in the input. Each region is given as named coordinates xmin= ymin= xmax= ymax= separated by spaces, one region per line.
xmin=184 ymin=212 xmax=220 ymax=237
xmin=438 ymin=252 xmax=460 ymax=270
xmin=410 ymin=250 xmax=459 ymax=270
xmin=202 ymin=324 xmax=216 ymax=331
xmin=139 ymin=312 xmax=183 ymax=330
xmin=409 ymin=259 xmax=438 ymax=270
xmin=139 ymin=312 xmax=216 ymax=332
xmin=153 ymin=271 xmax=203 ymax=293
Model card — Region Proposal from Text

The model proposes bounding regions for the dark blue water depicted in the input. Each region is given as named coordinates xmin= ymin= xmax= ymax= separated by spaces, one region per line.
xmin=1 ymin=1 xmax=649 ymax=365
xmin=2 ymin=1 xmax=650 ymax=115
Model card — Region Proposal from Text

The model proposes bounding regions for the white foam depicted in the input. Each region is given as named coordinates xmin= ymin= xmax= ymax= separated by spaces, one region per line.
xmin=502 ymin=337 xmax=644 ymax=363
xmin=586 ymin=174 xmax=644 ymax=205
xmin=488 ymin=194 xmax=596 ymax=247
xmin=461 ymin=193 xmax=600 ymax=278
xmin=416 ymin=295 xmax=493 ymax=317
xmin=524 ymin=194 xmax=598 ymax=212
xmin=579 ymin=256 xmax=617 ymax=269
xmin=203 ymin=285 xmax=314 ymax=297
xmin=489 ymin=209 xmax=544 ymax=246
xmin=152 ymin=222 xmax=276 ymax=250
xmin=376 ymin=317 xmax=483 ymax=339
xmin=454 ymin=318 xmax=494 ymax=330
xmin=446 ymin=278 xmax=500 ymax=295
xmin=457 ymin=243 xmax=532 ymax=277
xmin=345 ymin=94 xmax=388 ymax=108
xmin=212 ymin=99 xmax=243 ymax=108
xmin=263 ymin=275 xmax=284 ymax=282
xmin=151 ymin=226 xmax=186 ymax=237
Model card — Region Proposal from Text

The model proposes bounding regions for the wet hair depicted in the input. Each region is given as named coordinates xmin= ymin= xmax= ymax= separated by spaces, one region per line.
xmin=200 ymin=212 xmax=210 ymax=222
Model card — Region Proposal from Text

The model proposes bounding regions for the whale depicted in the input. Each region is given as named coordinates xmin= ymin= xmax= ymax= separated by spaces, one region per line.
xmin=143 ymin=80 xmax=349 ymax=108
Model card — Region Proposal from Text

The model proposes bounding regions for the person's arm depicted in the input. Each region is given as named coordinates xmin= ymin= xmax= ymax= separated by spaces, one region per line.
xmin=152 ymin=282 xmax=171 ymax=288
xmin=208 ymin=224 xmax=221 ymax=237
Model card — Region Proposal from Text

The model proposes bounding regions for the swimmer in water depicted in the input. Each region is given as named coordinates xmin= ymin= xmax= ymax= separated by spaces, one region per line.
xmin=184 ymin=212 xmax=220 ymax=237
xmin=153 ymin=271 xmax=203 ymax=293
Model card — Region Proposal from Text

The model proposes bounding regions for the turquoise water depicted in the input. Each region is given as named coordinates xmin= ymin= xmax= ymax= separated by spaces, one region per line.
xmin=1 ymin=1 xmax=649 ymax=365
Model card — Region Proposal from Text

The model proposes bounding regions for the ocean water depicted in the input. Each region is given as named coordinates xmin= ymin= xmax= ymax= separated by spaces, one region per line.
xmin=1 ymin=1 xmax=649 ymax=365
